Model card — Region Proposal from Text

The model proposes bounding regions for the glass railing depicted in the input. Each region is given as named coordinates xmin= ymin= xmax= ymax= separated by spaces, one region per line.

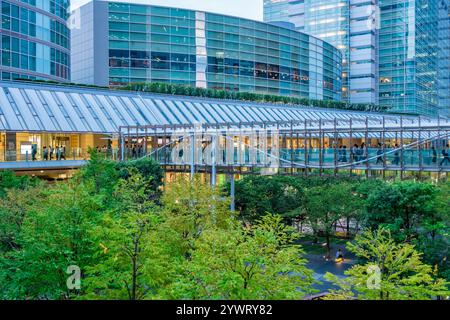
xmin=0 ymin=148 xmax=120 ymax=162
xmin=132 ymin=145 xmax=450 ymax=169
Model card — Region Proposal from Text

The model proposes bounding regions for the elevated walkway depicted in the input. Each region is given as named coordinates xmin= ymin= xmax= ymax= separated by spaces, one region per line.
xmin=0 ymin=160 xmax=87 ymax=171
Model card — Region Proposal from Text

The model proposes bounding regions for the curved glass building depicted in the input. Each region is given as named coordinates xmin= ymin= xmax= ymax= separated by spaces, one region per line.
xmin=71 ymin=1 xmax=343 ymax=102
xmin=0 ymin=0 xmax=70 ymax=82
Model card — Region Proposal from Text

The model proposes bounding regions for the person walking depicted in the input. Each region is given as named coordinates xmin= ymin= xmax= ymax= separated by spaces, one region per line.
xmin=61 ymin=145 xmax=66 ymax=160
xmin=49 ymin=146 xmax=53 ymax=160
xmin=431 ymin=146 xmax=437 ymax=165
xmin=393 ymin=144 xmax=400 ymax=165
xmin=376 ymin=143 xmax=384 ymax=165
xmin=360 ymin=143 xmax=367 ymax=161
xmin=338 ymin=145 xmax=343 ymax=162
xmin=342 ymin=145 xmax=348 ymax=162
xmin=31 ymin=144 xmax=37 ymax=161
xmin=43 ymin=146 xmax=48 ymax=161
xmin=56 ymin=146 xmax=61 ymax=161
xmin=351 ymin=144 xmax=359 ymax=162
xmin=440 ymin=145 xmax=450 ymax=166
xmin=107 ymin=143 xmax=112 ymax=159
xmin=336 ymin=248 xmax=344 ymax=261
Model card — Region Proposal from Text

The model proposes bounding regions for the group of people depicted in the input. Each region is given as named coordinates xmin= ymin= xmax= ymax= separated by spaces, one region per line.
xmin=126 ymin=144 xmax=144 ymax=159
xmin=337 ymin=145 xmax=348 ymax=162
xmin=335 ymin=143 xmax=450 ymax=166
xmin=94 ymin=145 xmax=116 ymax=160
xmin=350 ymin=143 xmax=369 ymax=163
xmin=42 ymin=145 xmax=66 ymax=161
xmin=438 ymin=145 xmax=450 ymax=166
xmin=336 ymin=143 xmax=369 ymax=163
xmin=338 ymin=143 xmax=375 ymax=163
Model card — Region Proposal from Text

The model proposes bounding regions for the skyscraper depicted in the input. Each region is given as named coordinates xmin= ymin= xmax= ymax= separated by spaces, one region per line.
xmin=379 ymin=0 xmax=438 ymax=116
xmin=264 ymin=0 xmax=441 ymax=116
xmin=438 ymin=0 xmax=450 ymax=117
xmin=0 ymin=0 xmax=71 ymax=82
xmin=264 ymin=0 xmax=378 ymax=106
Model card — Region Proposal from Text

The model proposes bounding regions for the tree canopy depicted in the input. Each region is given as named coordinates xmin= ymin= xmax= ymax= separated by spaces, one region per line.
xmin=325 ymin=228 xmax=449 ymax=300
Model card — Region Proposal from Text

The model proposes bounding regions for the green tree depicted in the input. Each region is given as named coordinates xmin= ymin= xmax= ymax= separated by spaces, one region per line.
xmin=324 ymin=228 xmax=449 ymax=300
xmin=78 ymin=149 xmax=163 ymax=201
xmin=115 ymin=157 xmax=164 ymax=201
xmin=82 ymin=172 xmax=160 ymax=300
xmin=302 ymin=182 xmax=354 ymax=259
xmin=230 ymin=175 xmax=304 ymax=223
xmin=78 ymin=148 xmax=118 ymax=195
xmin=167 ymin=214 xmax=317 ymax=300
xmin=161 ymin=175 xmax=233 ymax=258
xmin=364 ymin=181 xmax=437 ymax=241
xmin=0 ymin=186 xmax=44 ymax=253
xmin=415 ymin=182 xmax=450 ymax=280
xmin=0 ymin=178 xmax=103 ymax=299
xmin=0 ymin=170 xmax=39 ymax=198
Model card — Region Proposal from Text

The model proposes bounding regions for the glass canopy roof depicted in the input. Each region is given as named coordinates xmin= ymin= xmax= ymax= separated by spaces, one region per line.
xmin=0 ymin=81 xmax=447 ymax=134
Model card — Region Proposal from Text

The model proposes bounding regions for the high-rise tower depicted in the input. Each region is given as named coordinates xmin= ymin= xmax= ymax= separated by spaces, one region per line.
xmin=0 ymin=0 xmax=71 ymax=82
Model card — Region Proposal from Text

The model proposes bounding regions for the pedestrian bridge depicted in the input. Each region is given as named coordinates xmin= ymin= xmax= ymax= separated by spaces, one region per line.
xmin=119 ymin=116 xmax=450 ymax=180
xmin=2 ymin=116 xmax=449 ymax=179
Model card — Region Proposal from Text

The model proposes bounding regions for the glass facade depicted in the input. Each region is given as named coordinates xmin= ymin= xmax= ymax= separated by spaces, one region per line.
xmin=0 ymin=0 xmax=70 ymax=82
xmin=264 ymin=0 xmax=442 ymax=116
xmin=438 ymin=0 xmax=450 ymax=117
xmin=263 ymin=0 xmax=305 ymax=30
xmin=263 ymin=0 xmax=292 ymax=25
xmin=73 ymin=2 xmax=342 ymax=101
xmin=301 ymin=0 xmax=350 ymax=102
xmin=378 ymin=0 xmax=438 ymax=116
xmin=264 ymin=0 xmax=378 ymax=105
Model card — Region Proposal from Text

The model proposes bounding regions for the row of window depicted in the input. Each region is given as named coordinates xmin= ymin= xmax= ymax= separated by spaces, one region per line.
xmin=108 ymin=44 xmax=340 ymax=76
xmin=1 ymin=1 xmax=70 ymax=49
xmin=109 ymin=27 xmax=195 ymax=39
xmin=0 ymin=33 xmax=69 ymax=80
xmin=108 ymin=40 xmax=338 ymax=68
xmin=109 ymin=59 xmax=196 ymax=71
xmin=109 ymin=16 xmax=194 ymax=29
xmin=1 ymin=35 xmax=68 ymax=64
xmin=108 ymin=3 xmax=315 ymax=43
xmin=108 ymin=49 xmax=337 ymax=77
xmin=109 ymin=49 xmax=197 ymax=61
xmin=109 ymin=3 xmax=196 ymax=19
xmin=1 ymin=50 xmax=68 ymax=79
xmin=108 ymin=3 xmax=320 ymax=47
xmin=107 ymin=20 xmax=329 ymax=52
xmin=17 ymin=0 xmax=70 ymax=20
xmin=108 ymin=68 xmax=336 ymax=92
xmin=108 ymin=39 xmax=337 ymax=64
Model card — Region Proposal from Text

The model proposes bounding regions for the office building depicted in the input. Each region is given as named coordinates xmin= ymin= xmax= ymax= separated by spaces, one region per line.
xmin=264 ymin=0 xmax=378 ymax=106
xmin=438 ymin=0 xmax=450 ymax=117
xmin=264 ymin=0 xmax=441 ymax=116
xmin=0 ymin=0 xmax=71 ymax=81
xmin=71 ymin=1 xmax=343 ymax=102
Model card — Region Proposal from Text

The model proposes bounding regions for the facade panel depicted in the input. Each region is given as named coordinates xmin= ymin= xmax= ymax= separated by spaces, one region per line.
xmin=71 ymin=1 xmax=343 ymax=102
xmin=439 ymin=0 xmax=450 ymax=117
xmin=378 ymin=0 xmax=438 ymax=116
xmin=264 ymin=0 xmax=442 ymax=116
xmin=264 ymin=0 xmax=378 ymax=106
xmin=0 ymin=0 xmax=70 ymax=82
